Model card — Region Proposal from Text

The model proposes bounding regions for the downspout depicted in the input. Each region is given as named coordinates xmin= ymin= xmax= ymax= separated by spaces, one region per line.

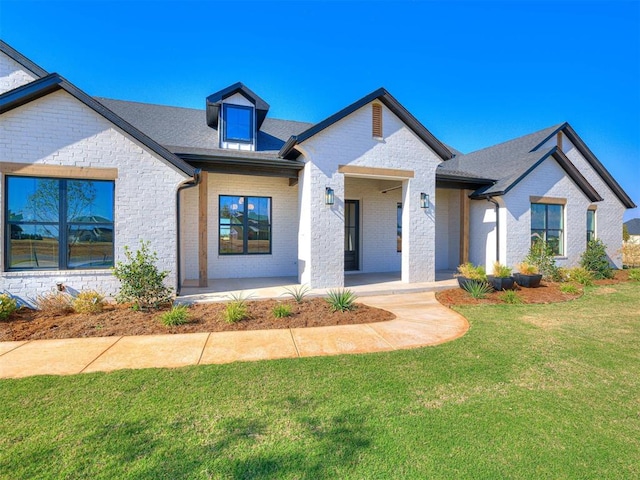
xmin=176 ymin=169 xmax=202 ymax=295
xmin=487 ymin=196 xmax=500 ymax=264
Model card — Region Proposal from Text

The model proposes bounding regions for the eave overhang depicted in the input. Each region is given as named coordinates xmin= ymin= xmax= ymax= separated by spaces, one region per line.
xmin=177 ymin=153 xmax=304 ymax=179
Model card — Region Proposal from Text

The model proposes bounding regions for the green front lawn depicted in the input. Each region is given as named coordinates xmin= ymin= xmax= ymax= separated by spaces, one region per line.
xmin=1 ymin=283 xmax=639 ymax=479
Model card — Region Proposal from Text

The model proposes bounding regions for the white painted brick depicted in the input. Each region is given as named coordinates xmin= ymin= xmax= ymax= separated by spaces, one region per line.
xmin=0 ymin=90 xmax=188 ymax=302
xmin=0 ymin=52 xmax=37 ymax=95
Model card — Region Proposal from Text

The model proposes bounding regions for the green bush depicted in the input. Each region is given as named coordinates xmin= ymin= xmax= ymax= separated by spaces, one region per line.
xmin=326 ymin=289 xmax=357 ymax=312
xmin=35 ymin=291 xmax=74 ymax=315
xmin=628 ymin=269 xmax=640 ymax=282
xmin=223 ymin=302 xmax=248 ymax=323
xmin=499 ymin=290 xmax=522 ymax=304
xmin=580 ymin=239 xmax=614 ymax=279
xmin=525 ymin=240 xmax=560 ymax=280
xmin=462 ymin=281 xmax=493 ymax=299
xmin=492 ymin=262 xmax=512 ymax=278
xmin=560 ymin=283 xmax=580 ymax=294
xmin=272 ymin=303 xmax=293 ymax=318
xmin=72 ymin=290 xmax=105 ymax=314
xmin=281 ymin=285 xmax=311 ymax=303
xmin=457 ymin=263 xmax=487 ymax=281
xmin=160 ymin=305 xmax=190 ymax=326
xmin=113 ymin=241 xmax=173 ymax=310
xmin=0 ymin=294 xmax=18 ymax=320
xmin=567 ymin=267 xmax=594 ymax=286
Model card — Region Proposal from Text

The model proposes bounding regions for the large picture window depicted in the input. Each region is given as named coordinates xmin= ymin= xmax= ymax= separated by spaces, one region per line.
xmin=223 ymin=104 xmax=253 ymax=143
xmin=219 ymin=195 xmax=271 ymax=255
xmin=6 ymin=176 xmax=114 ymax=270
xmin=531 ymin=203 xmax=564 ymax=255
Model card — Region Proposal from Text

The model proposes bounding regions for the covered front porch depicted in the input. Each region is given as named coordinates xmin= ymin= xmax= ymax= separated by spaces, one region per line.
xmin=178 ymin=270 xmax=457 ymax=303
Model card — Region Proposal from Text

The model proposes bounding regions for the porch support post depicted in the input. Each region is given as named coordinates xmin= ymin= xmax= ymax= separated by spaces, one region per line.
xmin=459 ymin=189 xmax=470 ymax=264
xmin=401 ymin=174 xmax=435 ymax=283
xmin=198 ymin=171 xmax=208 ymax=287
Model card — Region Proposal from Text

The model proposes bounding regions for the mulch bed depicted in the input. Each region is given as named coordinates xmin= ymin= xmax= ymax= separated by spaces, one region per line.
xmin=0 ymin=298 xmax=395 ymax=342
xmin=436 ymin=269 xmax=631 ymax=307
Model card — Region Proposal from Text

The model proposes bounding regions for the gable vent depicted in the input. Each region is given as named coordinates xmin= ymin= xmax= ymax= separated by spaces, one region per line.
xmin=372 ymin=103 xmax=383 ymax=138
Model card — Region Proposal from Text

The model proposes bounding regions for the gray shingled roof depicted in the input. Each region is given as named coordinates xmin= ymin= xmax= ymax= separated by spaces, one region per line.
xmin=437 ymin=124 xmax=563 ymax=195
xmin=625 ymin=218 xmax=640 ymax=235
xmin=97 ymin=97 xmax=312 ymax=158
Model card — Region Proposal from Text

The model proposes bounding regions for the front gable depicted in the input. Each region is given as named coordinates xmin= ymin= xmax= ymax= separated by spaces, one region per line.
xmin=298 ymin=99 xmax=445 ymax=176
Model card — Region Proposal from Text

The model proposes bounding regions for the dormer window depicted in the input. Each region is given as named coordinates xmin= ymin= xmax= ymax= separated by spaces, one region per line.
xmin=223 ymin=104 xmax=254 ymax=143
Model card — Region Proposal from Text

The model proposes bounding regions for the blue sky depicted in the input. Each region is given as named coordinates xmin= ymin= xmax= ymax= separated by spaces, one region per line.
xmin=1 ymin=0 xmax=639 ymax=219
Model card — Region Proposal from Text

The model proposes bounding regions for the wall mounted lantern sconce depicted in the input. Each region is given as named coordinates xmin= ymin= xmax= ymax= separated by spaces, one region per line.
xmin=420 ymin=192 xmax=429 ymax=209
xmin=325 ymin=187 xmax=335 ymax=205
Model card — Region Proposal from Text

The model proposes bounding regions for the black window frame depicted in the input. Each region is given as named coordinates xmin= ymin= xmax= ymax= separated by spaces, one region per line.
xmin=5 ymin=175 xmax=115 ymax=271
xmin=218 ymin=195 xmax=272 ymax=255
xmin=222 ymin=104 xmax=254 ymax=144
xmin=530 ymin=202 xmax=564 ymax=256
xmin=397 ymin=202 xmax=402 ymax=253
xmin=587 ymin=209 xmax=596 ymax=244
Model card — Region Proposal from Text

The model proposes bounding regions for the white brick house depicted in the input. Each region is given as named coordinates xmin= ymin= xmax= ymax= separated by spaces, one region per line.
xmin=0 ymin=41 xmax=635 ymax=302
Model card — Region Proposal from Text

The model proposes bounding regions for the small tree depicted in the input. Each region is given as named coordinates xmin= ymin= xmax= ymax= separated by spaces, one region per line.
xmin=623 ymin=224 xmax=630 ymax=243
xmin=113 ymin=240 xmax=173 ymax=309
xmin=525 ymin=240 xmax=560 ymax=281
xmin=581 ymin=239 xmax=614 ymax=279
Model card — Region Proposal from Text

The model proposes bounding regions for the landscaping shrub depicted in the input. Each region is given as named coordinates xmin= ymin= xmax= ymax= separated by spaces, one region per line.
xmin=223 ymin=293 xmax=250 ymax=323
xmin=272 ymin=303 xmax=293 ymax=318
xmin=160 ymin=305 xmax=190 ymax=326
xmin=560 ymin=283 xmax=581 ymax=294
xmin=457 ymin=263 xmax=487 ymax=281
xmin=0 ymin=294 xmax=18 ymax=320
xmin=622 ymin=243 xmax=640 ymax=268
xmin=567 ymin=267 xmax=594 ymax=286
xmin=499 ymin=290 xmax=522 ymax=304
xmin=628 ymin=269 xmax=640 ymax=282
xmin=72 ymin=290 xmax=105 ymax=314
xmin=462 ymin=281 xmax=493 ymax=299
xmin=580 ymin=239 xmax=614 ymax=279
xmin=516 ymin=262 xmax=539 ymax=275
xmin=35 ymin=291 xmax=74 ymax=315
xmin=491 ymin=262 xmax=512 ymax=278
xmin=525 ymin=240 xmax=560 ymax=280
xmin=113 ymin=240 xmax=173 ymax=310
xmin=326 ymin=289 xmax=357 ymax=312
xmin=282 ymin=285 xmax=311 ymax=303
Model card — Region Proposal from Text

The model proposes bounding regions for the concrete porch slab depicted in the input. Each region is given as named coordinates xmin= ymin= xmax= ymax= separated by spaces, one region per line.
xmin=82 ymin=333 xmax=210 ymax=373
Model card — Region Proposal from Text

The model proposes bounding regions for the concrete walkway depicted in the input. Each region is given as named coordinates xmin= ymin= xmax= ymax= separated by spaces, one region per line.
xmin=0 ymin=292 xmax=469 ymax=379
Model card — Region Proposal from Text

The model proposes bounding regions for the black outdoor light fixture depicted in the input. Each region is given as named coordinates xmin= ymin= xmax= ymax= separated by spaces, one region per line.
xmin=420 ymin=192 xmax=429 ymax=209
xmin=325 ymin=187 xmax=335 ymax=205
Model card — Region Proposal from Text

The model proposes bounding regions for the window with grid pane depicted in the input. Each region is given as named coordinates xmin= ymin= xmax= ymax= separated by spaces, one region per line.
xmin=219 ymin=195 xmax=271 ymax=255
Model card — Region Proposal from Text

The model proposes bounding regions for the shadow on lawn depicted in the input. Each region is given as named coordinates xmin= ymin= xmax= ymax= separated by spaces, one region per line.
xmin=214 ymin=396 xmax=372 ymax=479
xmin=75 ymin=397 xmax=372 ymax=478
